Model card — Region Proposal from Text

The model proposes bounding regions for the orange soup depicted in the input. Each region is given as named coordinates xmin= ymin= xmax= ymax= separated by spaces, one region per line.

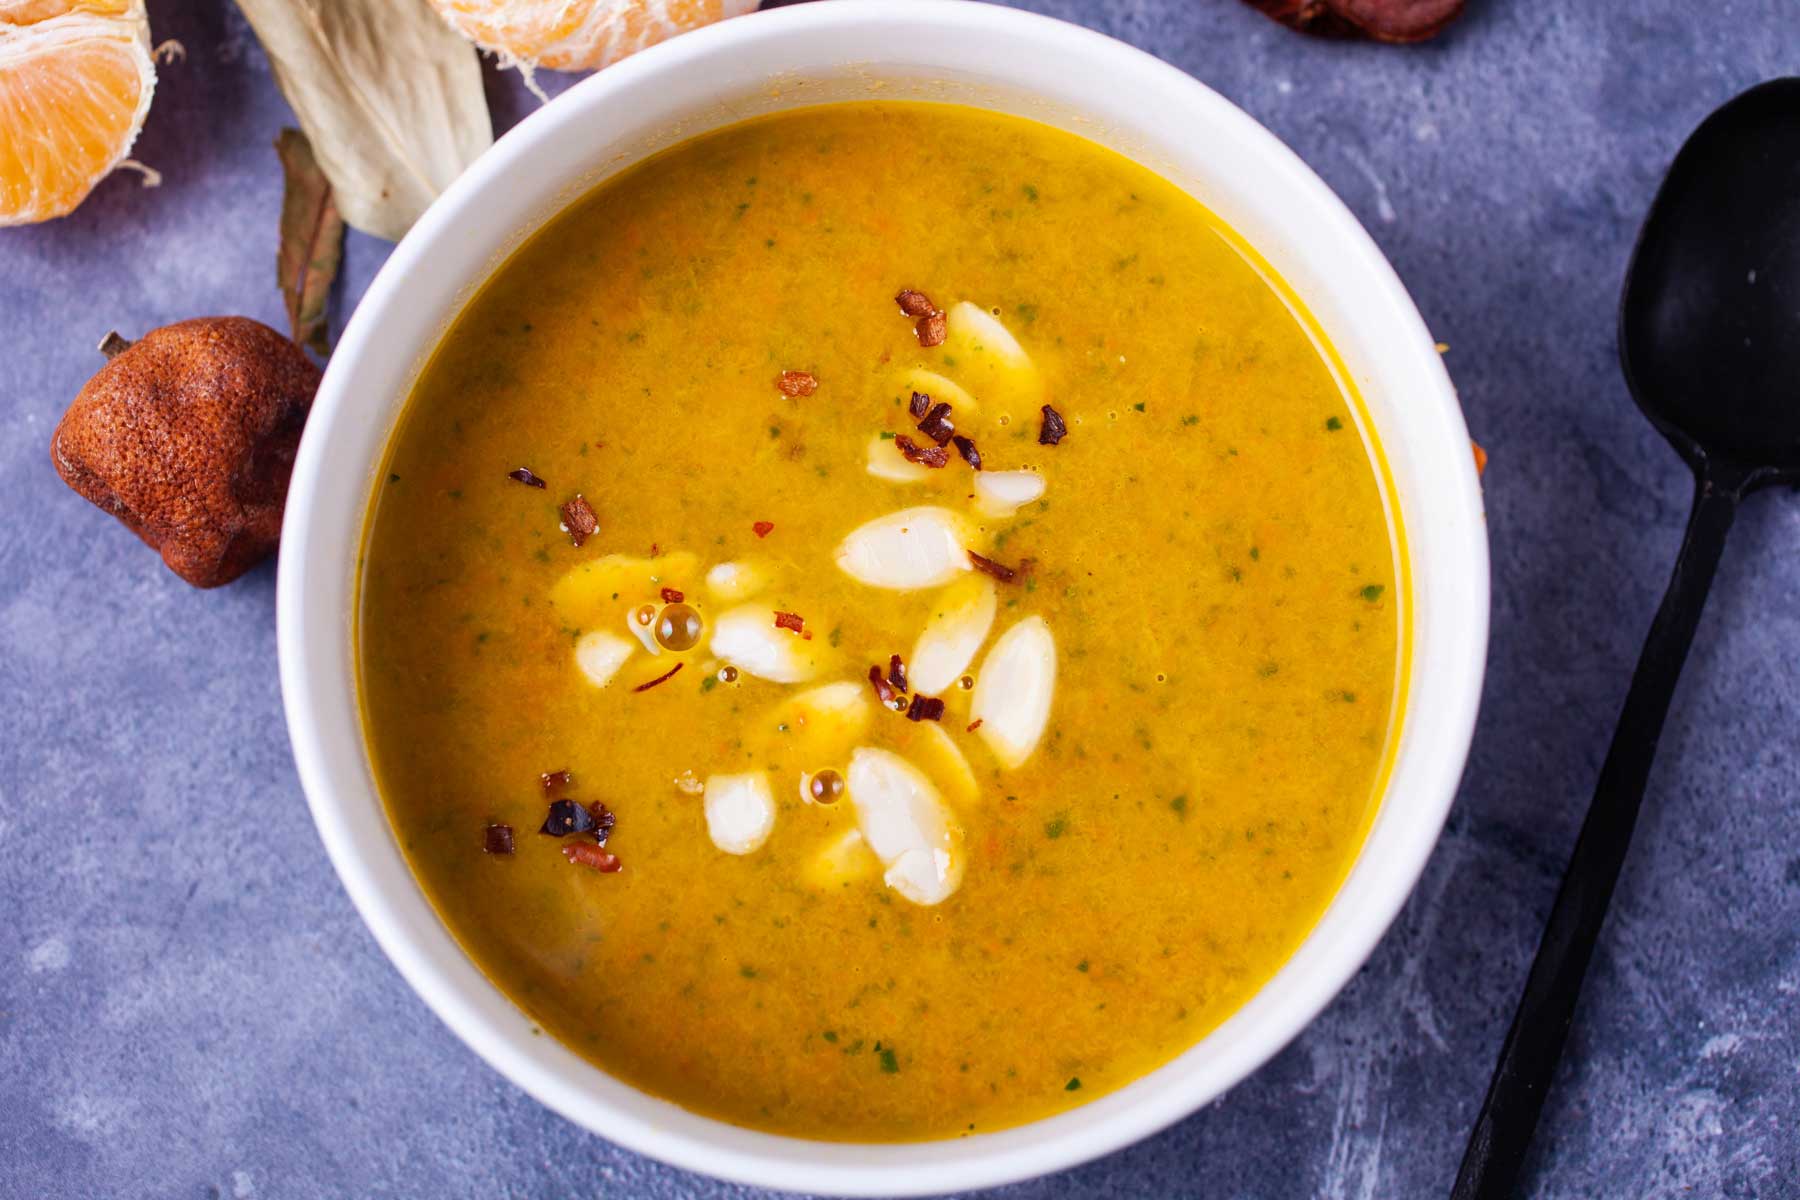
xmin=358 ymin=102 xmax=1403 ymax=1140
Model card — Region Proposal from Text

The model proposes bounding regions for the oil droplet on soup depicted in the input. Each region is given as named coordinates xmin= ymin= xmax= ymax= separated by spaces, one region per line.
xmin=358 ymin=102 xmax=1402 ymax=1141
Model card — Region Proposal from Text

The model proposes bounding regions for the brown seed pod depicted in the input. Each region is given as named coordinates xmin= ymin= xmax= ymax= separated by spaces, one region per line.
xmin=50 ymin=317 xmax=321 ymax=588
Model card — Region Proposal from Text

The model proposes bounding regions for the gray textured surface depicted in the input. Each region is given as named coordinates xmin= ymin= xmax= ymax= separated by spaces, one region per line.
xmin=3 ymin=1 xmax=1798 ymax=1197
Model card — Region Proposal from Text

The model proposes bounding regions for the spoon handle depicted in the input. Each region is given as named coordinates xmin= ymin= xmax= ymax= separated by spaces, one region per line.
xmin=1451 ymin=473 xmax=1740 ymax=1199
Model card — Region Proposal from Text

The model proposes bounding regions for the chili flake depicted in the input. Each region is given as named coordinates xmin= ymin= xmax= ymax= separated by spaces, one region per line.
xmin=968 ymin=550 xmax=1018 ymax=582
xmin=588 ymin=801 xmax=617 ymax=846
xmin=895 ymin=289 xmax=937 ymax=318
xmin=894 ymin=434 xmax=949 ymax=468
xmin=483 ymin=823 xmax=515 ymax=855
xmin=908 ymin=390 xmax=931 ymax=419
xmin=869 ymin=664 xmax=898 ymax=706
xmin=774 ymin=611 xmax=805 ymax=634
xmin=560 ymin=494 xmax=598 ymax=547
xmin=752 ymin=520 xmax=774 ymax=538
xmin=660 ymin=587 xmax=685 ymax=604
xmin=905 ymin=694 xmax=946 ymax=722
xmin=506 ymin=466 xmax=547 ymax=489
xmin=1038 ymin=404 xmax=1068 ymax=445
xmin=952 ymin=435 xmax=982 ymax=469
xmin=540 ymin=799 xmax=595 ymax=837
xmin=633 ymin=662 xmax=685 ymax=692
xmin=777 ymin=370 xmax=819 ymax=397
xmin=887 ymin=653 xmax=907 ymax=693
xmin=563 ymin=843 xmax=622 ymax=873
xmin=539 ymin=769 xmax=573 ymax=794
xmin=916 ymin=402 xmax=955 ymax=446
xmin=916 ymin=311 xmax=948 ymax=347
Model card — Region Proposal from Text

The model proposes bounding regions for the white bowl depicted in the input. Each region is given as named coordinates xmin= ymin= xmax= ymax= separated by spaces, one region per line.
xmin=277 ymin=1 xmax=1489 ymax=1193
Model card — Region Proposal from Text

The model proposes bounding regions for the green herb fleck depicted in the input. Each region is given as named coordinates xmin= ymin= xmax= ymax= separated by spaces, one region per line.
xmin=1044 ymin=813 xmax=1068 ymax=839
xmin=1361 ymin=584 xmax=1385 ymax=602
xmin=1181 ymin=414 xmax=1200 ymax=427
xmin=822 ymin=1030 xmax=838 ymax=1043
xmin=701 ymin=676 xmax=718 ymax=693
xmin=879 ymin=1047 xmax=899 ymax=1074
xmin=387 ymin=472 xmax=401 ymax=484
xmin=1325 ymin=416 xmax=1343 ymax=431
xmin=1023 ymin=183 xmax=1039 ymax=202
xmin=1065 ymin=1077 xmax=1082 ymax=1091
xmin=1077 ymin=959 xmax=1089 ymax=973
xmin=740 ymin=964 xmax=759 ymax=979
xmin=1170 ymin=794 xmax=1188 ymax=817
xmin=878 ymin=430 xmax=896 ymax=440
xmin=1132 ymin=402 xmax=1146 ymax=413
xmin=769 ymin=425 xmax=782 ymax=439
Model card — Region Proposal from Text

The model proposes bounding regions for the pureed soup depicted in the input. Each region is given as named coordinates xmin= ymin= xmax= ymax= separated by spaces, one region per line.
xmin=359 ymin=102 xmax=1405 ymax=1140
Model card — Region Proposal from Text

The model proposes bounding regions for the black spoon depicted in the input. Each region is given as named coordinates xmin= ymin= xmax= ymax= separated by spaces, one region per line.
xmin=1452 ymin=77 xmax=1800 ymax=1198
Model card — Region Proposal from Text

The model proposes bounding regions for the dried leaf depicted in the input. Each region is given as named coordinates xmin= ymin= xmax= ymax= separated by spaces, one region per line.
xmin=235 ymin=0 xmax=491 ymax=241
xmin=275 ymin=128 xmax=343 ymax=356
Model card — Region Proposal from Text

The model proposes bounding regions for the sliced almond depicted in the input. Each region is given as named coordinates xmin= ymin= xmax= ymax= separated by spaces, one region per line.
xmin=709 ymin=604 xmax=829 ymax=683
xmin=549 ymin=551 xmax=699 ymax=626
xmin=801 ymin=826 xmax=883 ymax=889
xmin=972 ymin=469 xmax=1047 ymax=519
xmin=705 ymin=559 xmax=770 ymax=603
xmin=834 ymin=506 xmax=971 ymax=590
xmin=890 ymin=720 xmax=980 ymax=808
xmin=969 ymin=615 xmax=1056 ymax=769
xmin=909 ymin=574 xmax=997 ymax=695
xmin=703 ymin=772 xmax=775 ymax=855
xmin=866 ymin=433 xmax=932 ymax=483
xmin=895 ymin=367 xmax=979 ymax=414
xmin=943 ymin=301 xmax=1041 ymax=407
xmin=846 ymin=747 xmax=963 ymax=905
xmin=573 ymin=630 xmax=634 ymax=688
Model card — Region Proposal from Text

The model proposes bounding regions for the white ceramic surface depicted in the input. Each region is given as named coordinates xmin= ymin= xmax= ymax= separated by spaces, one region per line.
xmin=276 ymin=2 xmax=1489 ymax=1194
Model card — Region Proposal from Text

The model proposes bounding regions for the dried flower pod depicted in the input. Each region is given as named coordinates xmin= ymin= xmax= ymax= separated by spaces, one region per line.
xmin=50 ymin=317 xmax=320 ymax=588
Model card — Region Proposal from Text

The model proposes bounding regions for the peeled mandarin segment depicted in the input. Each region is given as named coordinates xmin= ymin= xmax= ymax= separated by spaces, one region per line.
xmin=909 ymin=574 xmax=997 ymax=695
xmin=703 ymin=772 xmax=775 ymax=855
xmin=548 ymin=550 xmax=697 ymax=626
xmin=941 ymin=301 xmax=1041 ymax=409
xmin=865 ymin=433 xmax=931 ymax=483
xmin=969 ymin=615 xmax=1057 ymax=769
xmin=427 ymin=0 xmax=758 ymax=73
xmin=846 ymin=747 xmax=963 ymax=906
xmin=801 ymin=826 xmax=882 ymax=889
xmin=573 ymin=629 xmax=634 ymax=687
xmin=972 ymin=469 xmax=1047 ymax=519
xmin=834 ymin=506 xmax=971 ymax=590
xmin=0 ymin=2 xmax=154 ymax=226
xmin=708 ymin=603 xmax=827 ymax=684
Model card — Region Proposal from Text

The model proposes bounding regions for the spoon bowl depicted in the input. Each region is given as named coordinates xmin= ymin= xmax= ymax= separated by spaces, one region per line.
xmin=1621 ymin=77 xmax=1800 ymax=480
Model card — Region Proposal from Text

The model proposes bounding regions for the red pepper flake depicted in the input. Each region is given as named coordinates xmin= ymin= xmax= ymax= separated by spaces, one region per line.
xmin=752 ymin=520 xmax=774 ymax=539
xmin=540 ymin=799 xmax=596 ymax=837
xmin=905 ymin=694 xmax=946 ymax=722
xmin=895 ymin=289 xmax=937 ymax=318
xmin=660 ymin=587 xmax=685 ymax=604
xmin=1039 ymin=404 xmax=1068 ymax=445
xmin=777 ymin=370 xmax=819 ymax=397
xmin=916 ymin=402 xmax=955 ymax=446
xmin=483 ymin=822 xmax=515 ymax=855
xmin=894 ymin=434 xmax=949 ymax=468
xmin=869 ymin=664 xmax=897 ymax=706
xmin=539 ymin=769 xmax=573 ymax=794
xmin=774 ymin=610 xmax=805 ymax=634
xmin=588 ymin=801 xmax=617 ymax=846
xmin=506 ymin=466 xmax=547 ymax=489
xmin=560 ymin=494 xmax=598 ymax=546
xmin=966 ymin=718 xmax=984 ymax=733
xmin=916 ymin=311 xmax=947 ymax=347
xmin=968 ymin=550 xmax=1018 ymax=582
xmin=952 ymin=435 xmax=982 ymax=469
xmin=563 ymin=843 xmax=622 ymax=873
xmin=633 ymin=661 xmax=685 ymax=692
xmin=908 ymin=390 xmax=931 ymax=419
xmin=887 ymin=654 xmax=908 ymax=692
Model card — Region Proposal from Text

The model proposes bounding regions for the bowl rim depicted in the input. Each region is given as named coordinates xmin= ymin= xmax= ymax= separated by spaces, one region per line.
xmin=277 ymin=2 xmax=1489 ymax=1194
